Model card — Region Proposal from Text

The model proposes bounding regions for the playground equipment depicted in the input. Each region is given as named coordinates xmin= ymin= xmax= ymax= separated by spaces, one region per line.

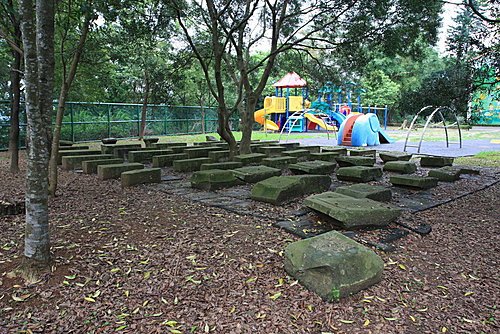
xmin=404 ymin=106 xmax=462 ymax=153
xmin=338 ymin=113 xmax=394 ymax=146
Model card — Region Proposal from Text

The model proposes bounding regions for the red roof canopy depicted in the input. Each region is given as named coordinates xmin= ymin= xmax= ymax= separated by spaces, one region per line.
xmin=273 ymin=72 xmax=307 ymax=88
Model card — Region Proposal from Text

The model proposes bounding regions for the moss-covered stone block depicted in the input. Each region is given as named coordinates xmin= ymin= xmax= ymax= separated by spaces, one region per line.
xmin=336 ymin=166 xmax=383 ymax=182
xmin=349 ymin=149 xmax=376 ymax=158
xmin=184 ymin=146 xmax=221 ymax=159
xmin=62 ymin=154 xmax=114 ymax=170
xmin=208 ymin=150 xmax=230 ymax=162
xmin=284 ymin=230 xmax=384 ymax=301
xmin=336 ymin=156 xmax=375 ymax=167
xmin=58 ymin=149 xmax=102 ymax=165
xmin=390 ymin=175 xmax=439 ymax=189
xmin=200 ymin=161 xmax=243 ymax=170
xmin=152 ymin=153 xmax=188 ymax=167
xmin=262 ymin=156 xmax=298 ymax=169
xmin=234 ymin=153 xmax=266 ymax=165
xmin=59 ymin=140 xmax=73 ymax=147
xmin=302 ymin=145 xmax=321 ymax=153
xmin=82 ymin=158 xmax=123 ymax=174
xmin=321 ymin=147 xmax=347 ymax=155
xmin=257 ymin=146 xmax=286 ymax=156
xmin=379 ymin=151 xmax=412 ymax=162
xmin=271 ymin=142 xmax=300 ymax=150
xmin=428 ymin=167 xmax=461 ymax=182
xmin=142 ymin=137 xmax=159 ymax=147
xmin=383 ymin=161 xmax=417 ymax=174
xmin=304 ymin=192 xmax=401 ymax=229
xmin=173 ymin=157 xmax=212 ymax=172
xmin=309 ymin=152 xmax=338 ymax=162
xmin=420 ymin=156 xmax=454 ymax=167
xmin=283 ymin=149 xmax=311 ymax=161
xmin=232 ymin=165 xmax=282 ymax=183
xmin=101 ymin=143 xmax=141 ymax=155
xmin=251 ymin=175 xmax=331 ymax=205
xmin=98 ymin=163 xmax=144 ymax=180
xmin=128 ymin=149 xmax=174 ymax=163
xmin=121 ymin=168 xmax=161 ymax=187
xmin=191 ymin=169 xmax=243 ymax=190
xmin=60 ymin=145 xmax=90 ymax=151
xmin=289 ymin=160 xmax=336 ymax=175
xmin=335 ymin=184 xmax=392 ymax=202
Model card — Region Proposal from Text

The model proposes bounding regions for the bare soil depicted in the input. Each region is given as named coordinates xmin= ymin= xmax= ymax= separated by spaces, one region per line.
xmin=0 ymin=152 xmax=499 ymax=333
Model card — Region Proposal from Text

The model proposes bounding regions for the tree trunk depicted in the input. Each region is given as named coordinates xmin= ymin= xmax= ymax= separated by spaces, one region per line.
xmin=8 ymin=48 xmax=22 ymax=173
xmin=239 ymin=95 xmax=257 ymax=154
xmin=48 ymin=11 xmax=91 ymax=196
xmin=139 ymin=70 xmax=150 ymax=139
xmin=217 ymin=108 xmax=237 ymax=157
xmin=19 ymin=0 xmax=55 ymax=267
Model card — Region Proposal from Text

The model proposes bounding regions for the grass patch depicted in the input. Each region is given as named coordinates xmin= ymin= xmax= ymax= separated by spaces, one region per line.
xmin=455 ymin=151 xmax=500 ymax=168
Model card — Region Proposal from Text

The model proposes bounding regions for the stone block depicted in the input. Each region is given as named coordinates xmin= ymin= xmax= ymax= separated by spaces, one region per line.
xmin=379 ymin=151 xmax=412 ymax=162
xmin=428 ymin=167 xmax=461 ymax=182
xmin=284 ymin=230 xmax=384 ymax=301
xmin=420 ymin=156 xmax=454 ymax=167
xmin=169 ymin=145 xmax=189 ymax=154
xmin=335 ymin=184 xmax=392 ymax=202
xmin=58 ymin=149 xmax=101 ymax=165
xmin=59 ymin=145 xmax=90 ymax=151
xmin=152 ymin=153 xmax=188 ymax=167
xmin=251 ymin=175 xmax=331 ymax=205
xmin=257 ymin=146 xmax=286 ymax=156
xmin=200 ymin=161 xmax=243 ymax=170
xmin=309 ymin=152 xmax=338 ymax=162
xmin=232 ymin=166 xmax=282 ymax=183
xmin=191 ymin=169 xmax=243 ymax=191
xmin=59 ymin=140 xmax=73 ymax=147
xmin=208 ymin=150 xmax=230 ymax=162
xmin=142 ymin=137 xmax=159 ymax=147
xmin=289 ymin=160 xmax=336 ymax=175
xmin=98 ymin=163 xmax=144 ymax=180
xmin=173 ymin=157 xmax=212 ymax=172
xmin=321 ymin=147 xmax=347 ymax=155
xmin=283 ymin=149 xmax=311 ymax=161
xmin=234 ymin=153 xmax=266 ymax=165
xmin=184 ymin=146 xmax=221 ymax=159
xmin=301 ymin=145 xmax=321 ymax=153
xmin=128 ymin=149 xmax=173 ymax=163
xmin=62 ymin=154 xmax=114 ymax=170
xmin=121 ymin=168 xmax=161 ymax=187
xmin=390 ymin=175 xmax=439 ymax=189
xmin=336 ymin=156 xmax=375 ymax=167
xmin=102 ymin=143 xmax=142 ymax=155
xmin=271 ymin=142 xmax=300 ymax=150
xmin=336 ymin=166 xmax=383 ymax=182
xmin=304 ymin=192 xmax=401 ymax=229
xmin=383 ymin=161 xmax=417 ymax=174
xmin=82 ymin=158 xmax=124 ymax=174
xmin=349 ymin=149 xmax=376 ymax=158
xmin=112 ymin=146 xmax=144 ymax=159
xmin=262 ymin=156 xmax=298 ymax=169
xmin=101 ymin=138 xmax=118 ymax=145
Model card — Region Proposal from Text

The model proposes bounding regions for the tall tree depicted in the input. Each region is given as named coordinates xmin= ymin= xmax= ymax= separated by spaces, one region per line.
xmin=172 ymin=0 xmax=443 ymax=155
xmin=19 ymin=0 xmax=55 ymax=269
xmin=48 ymin=0 xmax=94 ymax=196
xmin=0 ymin=0 xmax=23 ymax=172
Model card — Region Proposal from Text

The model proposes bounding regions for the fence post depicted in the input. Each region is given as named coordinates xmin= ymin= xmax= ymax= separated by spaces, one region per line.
xmin=70 ymin=102 xmax=75 ymax=142
xmin=107 ymin=104 xmax=111 ymax=138
xmin=164 ymin=105 xmax=167 ymax=135
xmin=136 ymin=105 xmax=140 ymax=137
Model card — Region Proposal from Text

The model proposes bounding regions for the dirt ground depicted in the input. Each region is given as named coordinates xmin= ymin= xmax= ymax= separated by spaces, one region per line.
xmin=0 ymin=153 xmax=499 ymax=334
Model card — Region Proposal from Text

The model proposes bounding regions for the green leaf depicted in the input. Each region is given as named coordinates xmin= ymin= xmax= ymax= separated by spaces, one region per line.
xmin=269 ymin=292 xmax=282 ymax=300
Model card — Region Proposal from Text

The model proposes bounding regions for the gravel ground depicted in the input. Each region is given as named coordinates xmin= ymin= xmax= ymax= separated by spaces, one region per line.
xmin=0 ymin=152 xmax=499 ymax=333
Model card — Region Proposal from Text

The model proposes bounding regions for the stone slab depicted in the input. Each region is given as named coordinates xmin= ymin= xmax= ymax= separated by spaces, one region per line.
xmin=383 ymin=161 xmax=417 ymax=174
xmin=128 ymin=149 xmax=174 ymax=163
xmin=283 ymin=149 xmax=311 ymax=161
xmin=98 ymin=163 xmax=144 ymax=180
xmin=349 ymin=149 xmax=376 ymax=158
xmin=233 ymin=153 xmax=266 ymax=165
xmin=208 ymin=150 xmax=230 ymax=162
xmin=420 ymin=156 xmax=454 ymax=167
xmin=232 ymin=166 xmax=282 ymax=183
xmin=152 ymin=153 xmax=188 ymax=167
xmin=379 ymin=151 xmax=413 ymax=162
xmin=257 ymin=146 xmax=286 ymax=156
xmin=58 ymin=149 xmax=101 ymax=165
xmin=289 ymin=160 xmax=336 ymax=175
xmin=390 ymin=175 xmax=439 ymax=189
xmin=309 ymin=152 xmax=338 ymax=162
xmin=184 ymin=146 xmax=222 ymax=159
xmin=262 ymin=156 xmax=298 ymax=169
xmin=335 ymin=184 xmax=392 ymax=202
xmin=336 ymin=156 xmax=375 ymax=167
xmin=62 ymin=154 xmax=114 ymax=170
xmin=101 ymin=143 xmax=141 ymax=155
xmin=336 ymin=166 xmax=383 ymax=182
xmin=321 ymin=147 xmax=347 ymax=155
xmin=82 ymin=158 xmax=123 ymax=174
xmin=428 ymin=167 xmax=461 ymax=182
xmin=121 ymin=168 xmax=161 ymax=187
xmin=200 ymin=161 xmax=243 ymax=170
xmin=191 ymin=169 xmax=243 ymax=191
xmin=59 ymin=145 xmax=90 ymax=151
xmin=173 ymin=157 xmax=212 ymax=172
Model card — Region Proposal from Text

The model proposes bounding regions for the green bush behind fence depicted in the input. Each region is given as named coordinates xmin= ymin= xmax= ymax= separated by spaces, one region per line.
xmin=0 ymin=101 xmax=237 ymax=150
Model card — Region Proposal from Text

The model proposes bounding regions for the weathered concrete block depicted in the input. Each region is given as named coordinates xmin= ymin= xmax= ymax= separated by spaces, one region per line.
xmin=379 ymin=151 xmax=412 ymax=162
xmin=301 ymin=145 xmax=321 ymax=153
xmin=208 ymin=150 xmax=230 ymax=162
xmin=98 ymin=163 xmax=144 ymax=180
xmin=336 ymin=166 xmax=383 ymax=182
xmin=335 ymin=184 xmax=392 ymax=202
xmin=383 ymin=161 xmax=417 ymax=174
xmin=321 ymin=147 xmax=347 ymax=155
xmin=390 ymin=175 xmax=439 ymax=189
xmin=82 ymin=158 xmax=124 ymax=174
xmin=336 ymin=156 xmax=375 ymax=167
xmin=428 ymin=167 xmax=461 ymax=182
xmin=283 ymin=149 xmax=311 ymax=161
xmin=173 ymin=157 xmax=212 ymax=172
xmin=102 ymin=143 xmax=141 ymax=155
xmin=152 ymin=153 xmax=188 ymax=167
xmin=113 ymin=146 xmax=145 ymax=159
xmin=62 ymin=154 xmax=114 ymax=170
xmin=200 ymin=161 xmax=243 ymax=170
xmin=58 ymin=149 xmax=101 ymax=165
xmin=169 ymin=145 xmax=190 ymax=154
xmin=101 ymin=138 xmax=118 ymax=145
xmin=191 ymin=169 xmax=243 ymax=190
xmin=284 ymin=230 xmax=384 ymax=301
xmin=121 ymin=168 xmax=161 ymax=187
xmin=232 ymin=166 xmax=282 ymax=183
xmin=60 ymin=145 xmax=90 ymax=151
xmin=304 ymin=192 xmax=401 ymax=229
xmin=234 ymin=153 xmax=266 ymax=165
xmin=128 ymin=149 xmax=173 ymax=163
xmin=257 ymin=146 xmax=286 ymax=156
xmin=142 ymin=137 xmax=159 ymax=147
xmin=309 ymin=152 xmax=338 ymax=162
xmin=59 ymin=140 xmax=73 ymax=147
xmin=349 ymin=149 xmax=376 ymax=158
xmin=271 ymin=142 xmax=300 ymax=150
xmin=262 ymin=156 xmax=298 ymax=169
xmin=251 ymin=175 xmax=331 ymax=205
xmin=289 ymin=160 xmax=336 ymax=175
xmin=184 ymin=146 xmax=221 ymax=159
xmin=420 ymin=156 xmax=454 ymax=167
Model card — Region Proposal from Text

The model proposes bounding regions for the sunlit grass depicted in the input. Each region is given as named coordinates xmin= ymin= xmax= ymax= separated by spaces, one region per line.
xmin=455 ymin=151 xmax=500 ymax=168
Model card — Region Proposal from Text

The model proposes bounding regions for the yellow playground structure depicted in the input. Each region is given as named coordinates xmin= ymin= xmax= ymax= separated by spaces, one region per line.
xmin=254 ymin=96 xmax=287 ymax=131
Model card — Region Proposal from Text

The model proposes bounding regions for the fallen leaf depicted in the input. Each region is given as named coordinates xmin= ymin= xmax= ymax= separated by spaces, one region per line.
xmin=339 ymin=319 xmax=354 ymax=324
xmin=269 ymin=292 xmax=282 ymax=300
xmin=84 ymin=297 xmax=95 ymax=303
xmin=363 ymin=319 xmax=370 ymax=327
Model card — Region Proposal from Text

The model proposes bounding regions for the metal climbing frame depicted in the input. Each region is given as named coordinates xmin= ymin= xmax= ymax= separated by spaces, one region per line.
xmin=278 ymin=111 xmax=336 ymax=142
xmin=404 ymin=106 xmax=462 ymax=153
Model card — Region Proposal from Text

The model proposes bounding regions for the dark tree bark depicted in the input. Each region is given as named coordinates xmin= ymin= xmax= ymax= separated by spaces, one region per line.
xmin=19 ymin=0 xmax=56 ymax=268
xmin=8 ymin=46 xmax=22 ymax=173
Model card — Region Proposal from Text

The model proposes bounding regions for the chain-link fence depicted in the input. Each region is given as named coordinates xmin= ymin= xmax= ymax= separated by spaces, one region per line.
xmin=0 ymin=101 xmax=238 ymax=150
